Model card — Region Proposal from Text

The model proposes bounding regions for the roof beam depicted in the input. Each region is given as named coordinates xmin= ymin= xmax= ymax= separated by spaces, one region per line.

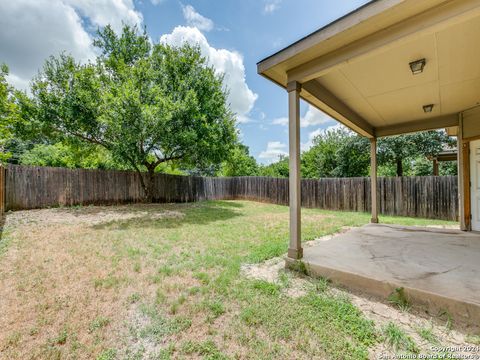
xmin=257 ymin=0 xmax=403 ymax=74
xmin=445 ymin=126 xmax=458 ymax=136
xmin=302 ymin=80 xmax=375 ymax=138
xmin=375 ymin=114 xmax=459 ymax=137
xmin=287 ymin=0 xmax=480 ymax=83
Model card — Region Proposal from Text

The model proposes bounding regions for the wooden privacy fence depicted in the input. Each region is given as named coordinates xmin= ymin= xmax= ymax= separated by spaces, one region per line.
xmin=0 ymin=166 xmax=5 ymax=217
xmin=4 ymin=165 xmax=458 ymax=220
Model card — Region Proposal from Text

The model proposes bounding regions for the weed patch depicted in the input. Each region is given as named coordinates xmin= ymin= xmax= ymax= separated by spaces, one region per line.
xmin=388 ymin=287 xmax=410 ymax=311
xmin=382 ymin=322 xmax=419 ymax=353
xmin=251 ymin=280 xmax=280 ymax=296
xmin=89 ymin=317 xmax=111 ymax=333
xmin=181 ymin=339 xmax=228 ymax=359
xmin=415 ymin=324 xmax=438 ymax=344
xmin=97 ymin=348 xmax=116 ymax=360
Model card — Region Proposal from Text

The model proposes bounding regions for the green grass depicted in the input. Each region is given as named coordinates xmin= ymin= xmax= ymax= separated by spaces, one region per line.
xmin=382 ymin=322 xmax=419 ymax=354
xmin=93 ymin=275 xmax=126 ymax=289
xmin=466 ymin=334 xmax=480 ymax=345
xmin=1 ymin=200 xmax=456 ymax=359
xmin=89 ymin=317 xmax=111 ymax=333
xmin=96 ymin=348 xmax=116 ymax=360
xmin=251 ymin=280 xmax=281 ymax=296
xmin=137 ymin=303 xmax=192 ymax=339
xmin=181 ymin=339 xmax=229 ymax=359
xmin=0 ymin=227 xmax=13 ymax=257
xmin=416 ymin=324 xmax=438 ymax=344
xmin=388 ymin=287 xmax=411 ymax=311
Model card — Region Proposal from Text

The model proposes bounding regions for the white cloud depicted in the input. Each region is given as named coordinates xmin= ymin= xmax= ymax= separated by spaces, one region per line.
xmin=263 ymin=0 xmax=282 ymax=14
xmin=182 ymin=4 xmax=214 ymax=32
xmin=64 ymin=0 xmax=142 ymax=32
xmin=326 ymin=123 xmax=349 ymax=133
xmin=301 ymin=105 xmax=333 ymax=127
xmin=160 ymin=26 xmax=258 ymax=123
xmin=301 ymin=122 xmax=350 ymax=151
xmin=0 ymin=0 xmax=143 ymax=90
xmin=301 ymin=128 xmax=323 ymax=152
xmin=5 ymin=73 xmax=31 ymax=92
xmin=271 ymin=105 xmax=334 ymax=128
xmin=272 ymin=117 xmax=288 ymax=126
xmin=0 ymin=0 xmax=95 ymax=90
xmin=237 ymin=116 xmax=254 ymax=124
xmin=259 ymin=141 xmax=287 ymax=163
xmin=150 ymin=0 xmax=165 ymax=4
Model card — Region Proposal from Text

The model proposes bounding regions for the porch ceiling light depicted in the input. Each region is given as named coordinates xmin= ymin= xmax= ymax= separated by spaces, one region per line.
xmin=409 ymin=58 xmax=426 ymax=75
xmin=423 ymin=104 xmax=434 ymax=113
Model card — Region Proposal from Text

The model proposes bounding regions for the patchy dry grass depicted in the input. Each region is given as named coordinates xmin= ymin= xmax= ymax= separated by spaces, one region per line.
xmin=0 ymin=201 xmax=461 ymax=359
xmin=240 ymin=236 xmax=476 ymax=359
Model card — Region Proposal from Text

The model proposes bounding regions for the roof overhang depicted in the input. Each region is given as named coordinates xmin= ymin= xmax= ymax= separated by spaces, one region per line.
xmin=428 ymin=149 xmax=458 ymax=161
xmin=258 ymin=0 xmax=480 ymax=138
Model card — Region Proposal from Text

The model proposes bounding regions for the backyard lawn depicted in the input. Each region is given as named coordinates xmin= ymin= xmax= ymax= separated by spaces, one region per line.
xmin=0 ymin=200 xmax=460 ymax=359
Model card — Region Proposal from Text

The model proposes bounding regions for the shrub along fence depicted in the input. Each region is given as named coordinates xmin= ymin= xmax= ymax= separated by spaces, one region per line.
xmin=4 ymin=164 xmax=458 ymax=220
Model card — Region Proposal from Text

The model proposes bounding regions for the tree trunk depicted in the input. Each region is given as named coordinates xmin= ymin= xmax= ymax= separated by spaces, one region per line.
xmin=396 ymin=159 xmax=403 ymax=177
xmin=136 ymin=166 xmax=156 ymax=203
xmin=143 ymin=168 xmax=156 ymax=203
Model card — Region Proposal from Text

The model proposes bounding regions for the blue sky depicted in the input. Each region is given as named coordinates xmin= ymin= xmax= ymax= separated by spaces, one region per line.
xmin=0 ymin=0 xmax=369 ymax=163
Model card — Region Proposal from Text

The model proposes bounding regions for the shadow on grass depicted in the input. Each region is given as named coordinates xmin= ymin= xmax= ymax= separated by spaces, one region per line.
xmin=208 ymin=200 xmax=245 ymax=208
xmin=91 ymin=201 xmax=244 ymax=230
xmin=52 ymin=199 xmax=244 ymax=215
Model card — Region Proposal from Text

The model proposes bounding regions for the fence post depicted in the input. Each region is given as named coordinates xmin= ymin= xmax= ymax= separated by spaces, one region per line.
xmin=2 ymin=164 xmax=458 ymax=221
xmin=0 ymin=165 xmax=5 ymax=216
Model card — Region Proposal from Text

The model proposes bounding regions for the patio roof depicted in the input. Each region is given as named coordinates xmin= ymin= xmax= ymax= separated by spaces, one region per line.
xmin=257 ymin=0 xmax=480 ymax=138
xmin=429 ymin=149 xmax=458 ymax=161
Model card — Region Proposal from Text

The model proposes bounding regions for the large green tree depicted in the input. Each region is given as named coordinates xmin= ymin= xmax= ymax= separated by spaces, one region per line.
xmin=302 ymin=129 xmax=370 ymax=179
xmin=377 ymin=131 xmax=455 ymax=176
xmin=0 ymin=64 xmax=22 ymax=163
xmin=220 ymin=144 xmax=259 ymax=177
xmin=19 ymin=142 xmax=118 ymax=169
xmin=30 ymin=25 xmax=237 ymax=201
xmin=333 ymin=134 xmax=370 ymax=177
xmin=272 ymin=127 xmax=455 ymax=179
xmin=258 ymin=155 xmax=289 ymax=178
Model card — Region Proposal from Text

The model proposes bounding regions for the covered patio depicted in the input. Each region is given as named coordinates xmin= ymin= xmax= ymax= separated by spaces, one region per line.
xmin=257 ymin=0 xmax=480 ymax=326
xmin=288 ymin=223 xmax=480 ymax=328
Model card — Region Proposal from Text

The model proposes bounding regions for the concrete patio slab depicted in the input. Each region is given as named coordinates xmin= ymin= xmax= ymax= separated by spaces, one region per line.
xmin=286 ymin=224 xmax=480 ymax=329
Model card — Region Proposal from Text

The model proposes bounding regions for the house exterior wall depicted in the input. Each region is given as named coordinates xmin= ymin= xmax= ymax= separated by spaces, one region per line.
xmin=462 ymin=105 xmax=480 ymax=140
xmin=458 ymin=105 xmax=480 ymax=231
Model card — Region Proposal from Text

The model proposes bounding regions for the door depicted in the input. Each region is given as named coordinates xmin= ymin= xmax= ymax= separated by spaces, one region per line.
xmin=470 ymin=140 xmax=480 ymax=231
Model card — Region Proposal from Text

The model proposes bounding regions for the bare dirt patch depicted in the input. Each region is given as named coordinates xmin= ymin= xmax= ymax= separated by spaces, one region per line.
xmin=5 ymin=205 xmax=185 ymax=228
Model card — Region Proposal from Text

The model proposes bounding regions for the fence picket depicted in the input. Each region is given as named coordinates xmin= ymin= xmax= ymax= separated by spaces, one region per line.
xmin=3 ymin=165 xmax=458 ymax=220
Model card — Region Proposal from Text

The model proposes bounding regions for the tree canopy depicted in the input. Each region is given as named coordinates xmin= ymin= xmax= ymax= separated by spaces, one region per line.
xmin=29 ymin=25 xmax=237 ymax=200
xmin=0 ymin=64 xmax=23 ymax=163
xmin=258 ymin=155 xmax=289 ymax=178
xmin=1 ymin=24 xmax=457 ymax=182
xmin=299 ymin=128 xmax=455 ymax=178
xmin=377 ymin=131 xmax=455 ymax=176
xmin=301 ymin=128 xmax=370 ymax=178
xmin=219 ymin=144 xmax=259 ymax=177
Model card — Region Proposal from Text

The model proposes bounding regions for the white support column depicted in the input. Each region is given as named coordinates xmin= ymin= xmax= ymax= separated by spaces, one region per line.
xmin=457 ymin=115 xmax=467 ymax=230
xmin=287 ymin=81 xmax=302 ymax=259
xmin=370 ymin=138 xmax=379 ymax=223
